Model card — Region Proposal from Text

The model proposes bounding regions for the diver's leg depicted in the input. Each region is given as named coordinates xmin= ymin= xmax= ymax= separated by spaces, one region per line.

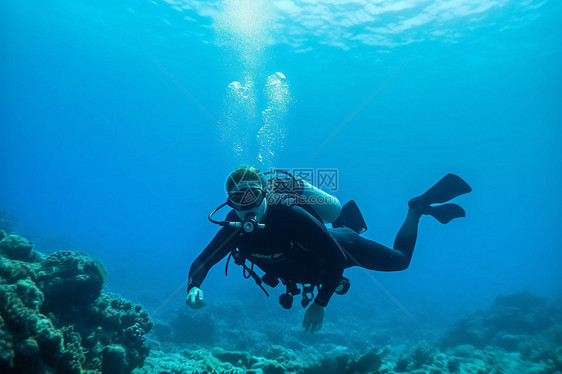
xmin=338 ymin=208 xmax=422 ymax=271
xmin=338 ymin=174 xmax=472 ymax=271
xmin=392 ymin=207 xmax=423 ymax=261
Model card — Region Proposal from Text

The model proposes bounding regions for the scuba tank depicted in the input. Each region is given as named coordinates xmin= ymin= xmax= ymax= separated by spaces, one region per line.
xmin=295 ymin=176 xmax=341 ymax=223
xmin=263 ymin=170 xmax=342 ymax=224
xmin=264 ymin=170 xmax=367 ymax=233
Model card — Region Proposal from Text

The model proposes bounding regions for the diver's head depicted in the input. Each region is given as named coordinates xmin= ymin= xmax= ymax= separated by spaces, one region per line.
xmin=226 ymin=165 xmax=267 ymax=221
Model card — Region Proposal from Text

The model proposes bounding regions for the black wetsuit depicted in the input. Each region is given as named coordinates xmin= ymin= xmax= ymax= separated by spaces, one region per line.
xmin=188 ymin=202 xmax=420 ymax=307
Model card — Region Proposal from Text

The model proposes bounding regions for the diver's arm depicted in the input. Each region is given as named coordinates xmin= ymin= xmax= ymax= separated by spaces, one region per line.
xmin=187 ymin=224 xmax=238 ymax=292
xmin=290 ymin=206 xmax=346 ymax=307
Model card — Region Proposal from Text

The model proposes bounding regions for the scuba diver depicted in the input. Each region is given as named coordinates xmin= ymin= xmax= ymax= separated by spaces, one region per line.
xmin=186 ymin=165 xmax=471 ymax=333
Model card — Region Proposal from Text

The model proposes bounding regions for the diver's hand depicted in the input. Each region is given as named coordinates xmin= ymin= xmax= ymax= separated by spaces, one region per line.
xmin=186 ymin=287 xmax=206 ymax=309
xmin=302 ymin=302 xmax=325 ymax=333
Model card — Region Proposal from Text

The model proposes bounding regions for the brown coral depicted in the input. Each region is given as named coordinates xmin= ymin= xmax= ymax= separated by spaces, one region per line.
xmin=0 ymin=231 xmax=152 ymax=373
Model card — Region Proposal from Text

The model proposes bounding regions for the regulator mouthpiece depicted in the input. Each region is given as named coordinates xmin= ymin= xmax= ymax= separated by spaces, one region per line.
xmin=208 ymin=202 xmax=265 ymax=234
xmin=241 ymin=213 xmax=264 ymax=234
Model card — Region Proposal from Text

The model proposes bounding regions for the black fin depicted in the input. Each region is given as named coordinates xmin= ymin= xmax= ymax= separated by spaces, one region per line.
xmin=427 ymin=203 xmax=466 ymax=224
xmin=419 ymin=174 xmax=472 ymax=204
xmin=332 ymin=200 xmax=367 ymax=234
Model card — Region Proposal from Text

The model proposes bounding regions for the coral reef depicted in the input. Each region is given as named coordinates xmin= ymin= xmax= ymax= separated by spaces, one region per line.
xmin=394 ymin=341 xmax=436 ymax=372
xmin=442 ymin=292 xmax=560 ymax=350
xmin=138 ymin=290 xmax=562 ymax=374
xmin=0 ymin=231 xmax=152 ymax=373
xmin=0 ymin=230 xmax=36 ymax=262
xmin=305 ymin=347 xmax=384 ymax=374
xmin=439 ymin=292 xmax=562 ymax=374
xmin=7 ymin=226 xmax=556 ymax=373
xmin=134 ymin=344 xmax=387 ymax=374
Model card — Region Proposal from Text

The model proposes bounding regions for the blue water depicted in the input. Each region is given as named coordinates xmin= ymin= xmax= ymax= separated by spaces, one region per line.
xmin=1 ymin=0 xmax=561 ymax=334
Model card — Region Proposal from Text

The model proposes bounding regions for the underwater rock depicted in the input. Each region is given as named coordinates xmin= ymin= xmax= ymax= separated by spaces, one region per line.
xmin=442 ymin=292 xmax=559 ymax=350
xmin=394 ymin=341 xmax=436 ymax=372
xmin=152 ymin=320 xmax=173 ymax=341
xmin=212 ymin=347 xmax=257 ymax=369
xmin=0 ymin=231 xmax=152 ymax=373
xmin=439 ymin=292 xmax=562 ymax=374
xmin=38 ymin=251 xmax=108 ymax=310
xmin=168 ymin=304 xmax=217 ymax=345
xmin=102 ymin=344 xmax=128 ymax=374
xmin=305 ymin=347 xmax=384 ymax=374
xmin=263 ymin=345 xmax=286 ymax=360
xmin=0 ymin=232 xmax=36 ymax=262
xmin=347 ymin=349 xmax=383 ymax=373
xmin=489 ymin=293 xmax=554 ymax=333
xmin=446 ymin=356 xmax=461 ymax=373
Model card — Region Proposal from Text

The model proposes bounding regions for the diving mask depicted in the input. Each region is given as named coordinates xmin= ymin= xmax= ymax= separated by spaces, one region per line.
xmin=209 ymin=183 xmax=267 ymax=234
xmin=227 ymin=187 xmax=265 ymax=211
